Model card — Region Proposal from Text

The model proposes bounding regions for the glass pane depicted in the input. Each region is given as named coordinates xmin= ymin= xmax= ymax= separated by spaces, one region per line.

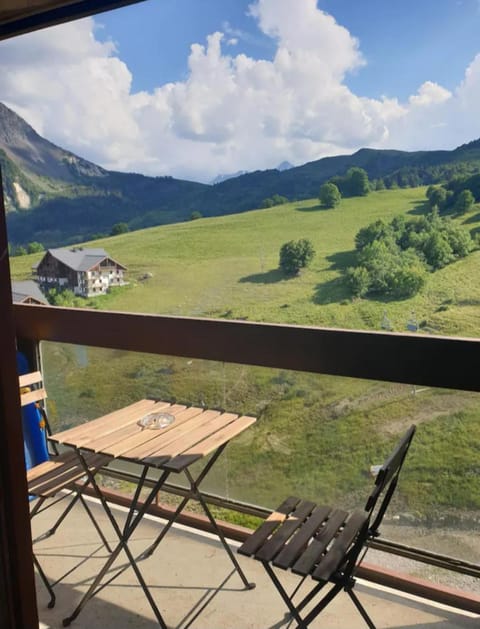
xmin=41 ymin=341 xmax=480 ymax=595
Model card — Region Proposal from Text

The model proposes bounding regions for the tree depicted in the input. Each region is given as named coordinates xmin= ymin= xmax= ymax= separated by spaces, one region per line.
xmin=110 ymin=222 xmax=129 ymax=236
xmin=455 ymin=189 xmax=474 ymax=214
xmin=389 ymin=260 xmax=427 ymax=298
xmin=279 ymin=239 xmax=315 ymax=276
xmin=190 ymin=211 xmax=203 ymax=220
xmin=345 ymin=266 xmax=370 ymax=297
xmin=27 ymin=241 xmax=44 ymax=254
xmin=443 ymin=222 xmax=473 ymax=258
xmin=423 ymin=232 xmax=454 ymax=269
xmin=426 ymin=186 xmax=447 ymax=210
xmin=261 ymin=195 xmax=288 ymax=208
xmin=14 ymin=245 xmax=27 ymax=256
xmin=319 ymin=182 xmax=341 ymax=208
xmin=355 ymin=219 xmax=391 ymax=251
xmin=347 ymin=167 xmax=370 ymax=196
xmin=271 ymin=194 xmax=288 ymax=205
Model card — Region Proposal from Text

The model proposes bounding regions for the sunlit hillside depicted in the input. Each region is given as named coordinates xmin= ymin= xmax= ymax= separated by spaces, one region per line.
xmin=11 ymin=186 xmax=480 ymax=338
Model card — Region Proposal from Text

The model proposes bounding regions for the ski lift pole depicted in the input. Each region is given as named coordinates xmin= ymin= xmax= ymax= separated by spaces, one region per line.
xmin=407 ymin=311 xmax=418 ymax=395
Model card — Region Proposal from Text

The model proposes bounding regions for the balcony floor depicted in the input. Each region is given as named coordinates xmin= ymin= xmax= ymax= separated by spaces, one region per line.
xmin=33 ymin=496 xmax=479 ymax=629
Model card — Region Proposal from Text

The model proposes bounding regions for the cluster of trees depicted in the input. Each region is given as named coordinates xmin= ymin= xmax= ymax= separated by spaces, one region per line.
xmin=318 ymin=168 xmax=371 ymax=209
xmin=110 ymin=222 xmax=130 ymax=235
xmin=346 ymin=212 xmax=475 ymax=298
xmin=261 ymin=194 xmax=289 ymax=208
xmin=372 ymin=160 xmax=480 ymax=192
xmin=45 ymin=288 xmax=108 ymax=308
xmin=45 ymin=288 xmax=85 ymax=307
xmin=329 ymin=167 xmax=370 ymax=198
xmin=425 ymin=184 xmax=475 ymax=214
xmin=10 ymin=241 xmax=44 ymax=256
xmin=279 ymin=239 xmax=315 ymax=276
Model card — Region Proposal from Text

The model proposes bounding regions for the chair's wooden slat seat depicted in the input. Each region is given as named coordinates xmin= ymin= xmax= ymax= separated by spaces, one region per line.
xmin=27 ymin=451 xmax=111 ymax=498
xmin=239 ymin=498 xmax=368 ymax=583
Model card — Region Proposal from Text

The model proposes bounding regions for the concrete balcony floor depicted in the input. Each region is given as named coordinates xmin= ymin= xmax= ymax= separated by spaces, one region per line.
xmin=33 ymin=497 xmax=479 ymax=629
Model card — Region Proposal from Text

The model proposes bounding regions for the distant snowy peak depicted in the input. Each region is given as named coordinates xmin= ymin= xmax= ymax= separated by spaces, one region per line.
xmin=211 ymin=161 xmax=293 ymax=184
xmin=276 ymin=160 xmax=294 ymax=171
xmin=210 ymin=170 xmax=249 ymax=185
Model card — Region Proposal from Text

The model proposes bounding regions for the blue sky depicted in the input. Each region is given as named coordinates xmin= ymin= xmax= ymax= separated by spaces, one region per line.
xmin=98 ymin=0 xmax=480 ymax=99
xmin=1 ymin=0 xmax=480 ymax=182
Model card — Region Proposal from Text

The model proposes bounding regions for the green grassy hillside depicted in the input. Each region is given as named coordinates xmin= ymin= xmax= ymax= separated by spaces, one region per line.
xmin=10 ymin=188 xmax=480 ymax=524
xmin=12 ymin=186 xmax=480 ymax=336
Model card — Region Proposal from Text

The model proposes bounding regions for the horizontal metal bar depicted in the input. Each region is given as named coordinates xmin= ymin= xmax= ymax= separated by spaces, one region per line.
xmin=13 ymin=304 xmax=480 ymax=391
xmin=99 ymin=465 xmax=480 ymax=579
xmin=368 ymin=538 xmax=480 ymax=579
xmin=90 ymin=479 xmax=480 ymax=613
xmin=101 ymin=465 xmax=270 ymax=519
xmin=357 ymin=562 xmax=480 ymax=615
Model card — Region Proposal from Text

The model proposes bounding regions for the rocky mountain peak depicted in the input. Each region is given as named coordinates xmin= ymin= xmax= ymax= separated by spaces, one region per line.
xmin=0 ymin=101 xmax=106 ymax=181
xmin=0 ymin=102 xmax=38 ymax=145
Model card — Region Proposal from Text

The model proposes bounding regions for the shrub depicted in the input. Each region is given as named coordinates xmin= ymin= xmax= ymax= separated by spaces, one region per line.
xmin=319 ymin=182 xmax=341 ymax=208
xmin=111 ymin=222 xmax=129 ymax=236
xmin=345 ymin=266 xmax=370 ymax=297
xmin=279 ymin=239 xmax=315 ymax=276
xmin=455 ymin=189 xmax=475 ymax=214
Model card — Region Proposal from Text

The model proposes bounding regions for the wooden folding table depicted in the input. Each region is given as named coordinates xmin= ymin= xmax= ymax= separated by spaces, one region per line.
xmin=50 ymin=399 xmax=257 ymax=627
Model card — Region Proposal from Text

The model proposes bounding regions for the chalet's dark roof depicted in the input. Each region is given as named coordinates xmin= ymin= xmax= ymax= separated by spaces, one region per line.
xmin=11 ymin=280 xmax=48 ymax=304
xmin=43 ymin=247 xmax=127 ymax=272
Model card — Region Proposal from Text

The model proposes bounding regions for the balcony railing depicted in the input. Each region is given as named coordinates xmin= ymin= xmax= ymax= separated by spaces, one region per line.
xmin=13 ymin=302 xmax=480 ymax=614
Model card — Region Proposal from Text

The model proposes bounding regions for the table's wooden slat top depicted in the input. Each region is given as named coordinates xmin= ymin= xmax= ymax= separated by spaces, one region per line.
xmin=51 ymin=400 xmax=256 ymax=472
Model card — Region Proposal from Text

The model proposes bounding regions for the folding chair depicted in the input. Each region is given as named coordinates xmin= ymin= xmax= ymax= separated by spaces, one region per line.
xmin=238 ymin=424 xmax=416 ymax=629
xmin=19 ymin=369 xmax=112 ymax=608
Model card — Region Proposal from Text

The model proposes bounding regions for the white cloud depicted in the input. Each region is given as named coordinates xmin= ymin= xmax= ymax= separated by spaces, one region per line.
xmin=0 ymin=0 xmax=480 ymax=182
xmin=409 ymin=81 xmax=452 ymax=107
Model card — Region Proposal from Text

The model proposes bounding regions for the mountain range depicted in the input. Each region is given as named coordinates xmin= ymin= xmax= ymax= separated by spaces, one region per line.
xmin=2 ymin=101 xmax=480 ymax=248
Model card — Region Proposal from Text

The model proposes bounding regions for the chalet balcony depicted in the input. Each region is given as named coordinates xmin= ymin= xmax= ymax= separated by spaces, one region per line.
xmin=11 ymin=303 xmax=480 ymax=628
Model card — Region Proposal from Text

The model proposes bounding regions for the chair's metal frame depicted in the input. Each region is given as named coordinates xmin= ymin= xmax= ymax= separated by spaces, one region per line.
xmin=21 ymin=372 xmax=112 ymax=608
xmin=240 ymin=425 xmax=416 ymax=629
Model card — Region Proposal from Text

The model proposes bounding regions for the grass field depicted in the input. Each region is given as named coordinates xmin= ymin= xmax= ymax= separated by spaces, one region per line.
xmin=10 ymin=187 xmax=480 ymax=530
xmin=12 ymin=186 xmax=480 ymax=335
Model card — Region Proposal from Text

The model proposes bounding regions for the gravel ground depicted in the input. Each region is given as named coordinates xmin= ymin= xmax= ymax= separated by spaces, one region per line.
xmin=367 ymin=523 xmax=480 ymax=595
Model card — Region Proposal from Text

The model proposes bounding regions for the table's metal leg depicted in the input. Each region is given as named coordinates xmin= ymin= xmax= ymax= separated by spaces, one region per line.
xmin=143 ymin=445 xmax=255 ymax=590
xmin=141 ymin=443 xmax=228 ymax=558
xmin=62 ymin=454 xmax=170 ymax=628
xmin=78 ymin=493 xmax=113 ymax=553
xmin=139 ymin=493 xmax=190 ymax=559
xmin=184 ymin=468 xmax=255 ymax=590
xmin=123 ymin=466 xmax=149 ymax=535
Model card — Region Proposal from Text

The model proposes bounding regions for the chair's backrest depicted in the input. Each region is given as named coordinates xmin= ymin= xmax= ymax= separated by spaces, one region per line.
xmin=19 ymin=371 xmax=47 ymax=408
xmin=364 ymin=424 xmax=416 ymax=536
xmin=18 ymin=369 xmax=50 ymax=469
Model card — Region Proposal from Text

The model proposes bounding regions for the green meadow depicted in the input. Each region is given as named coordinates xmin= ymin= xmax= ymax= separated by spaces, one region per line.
xmin=12 ymin=186 xmax=480 ymax=335
xmin=10 ymin=187 xmax=480 ymax=523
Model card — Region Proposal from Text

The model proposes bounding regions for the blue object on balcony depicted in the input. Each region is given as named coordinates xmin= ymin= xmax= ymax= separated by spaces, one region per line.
xmin=17 ymin=351 xmax=49 ymax=470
